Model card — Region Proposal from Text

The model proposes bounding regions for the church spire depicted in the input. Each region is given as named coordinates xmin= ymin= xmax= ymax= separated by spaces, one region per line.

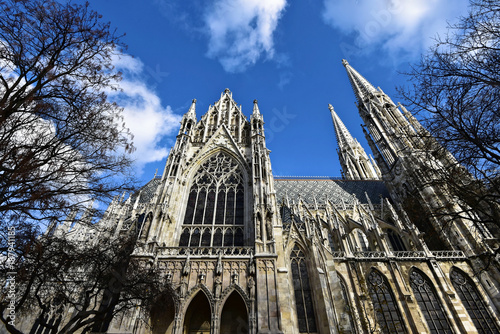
xmin=329 ymin=104 xmax=354 ymax=149
xmin=342 ymin=59 xmax=377 ymax=105
xmin=253 ymin=99 xmax=261 ymax=116
xmin=329 ymin=104 xmax=380 ymax=180
xmin=342 ymin=59 xmax=428 ymax=171
xmin=178 ymin=99 xmax=197 ymax=136
xmin=187 ymin=98 xmax=197 ymax=118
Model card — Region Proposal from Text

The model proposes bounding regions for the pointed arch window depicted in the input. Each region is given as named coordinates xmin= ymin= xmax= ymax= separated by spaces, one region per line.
xmin=387 ymin=229 xmax=406 ymax=251
xmin=328 ymin=231 xmax=336 ymax=252
xmin=180 ymin=152 xmax=245 ymax=247
xmin=450 ymin=268 xmax=500 ymax=334
xmin=367 ymin=270 xmax=406 ymax=333
xmin=338 ymin=275 xmax=356 ymax=333
xmin=290 ymin=245 xmax=317 ymax=333
xmin=353 ymin=229 xmax=370 ymax=252
xmin=409 ymin=269 xmax=452 ymax=333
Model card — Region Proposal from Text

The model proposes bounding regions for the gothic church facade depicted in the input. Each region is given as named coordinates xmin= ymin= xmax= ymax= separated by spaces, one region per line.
xmin=37 ymin=61 xmax=500 ymax=333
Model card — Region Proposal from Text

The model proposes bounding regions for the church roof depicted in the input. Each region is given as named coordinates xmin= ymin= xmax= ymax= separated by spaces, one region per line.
xmin=131 ymin=176 xmax=389 ymax=207
xmin=130 ymin=176 xmax=162 ymax=204
xmin=273 ymin=177 xmax=390 ymax=205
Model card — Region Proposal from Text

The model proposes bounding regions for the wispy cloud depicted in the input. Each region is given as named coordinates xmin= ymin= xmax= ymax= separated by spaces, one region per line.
xmin=109 ymin=54 xmax=181 ymax=174
xmin=323 ymin=0 xmax=469 ymax=62
xmin=204 ymin=0 xmax=287 ymax=73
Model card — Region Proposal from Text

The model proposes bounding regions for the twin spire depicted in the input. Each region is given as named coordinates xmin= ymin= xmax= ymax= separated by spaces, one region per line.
xmin=329 ymin=104 xmax=354 ymax=149
xmin=342 ymin=59 xmax=378 ymax=106
xmin=329 ymin=103 xmax=380 ymax=180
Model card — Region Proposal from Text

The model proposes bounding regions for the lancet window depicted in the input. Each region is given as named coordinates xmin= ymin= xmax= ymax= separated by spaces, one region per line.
xmin=352 ymin=229 xmax=370 ymax=252
xmin=180 ymin=152 xmax=245 ymax=247
xmin=339 ymin=275 xmax=356 ymax=333
xmin=409 ymin=269 xmax=452 ymax=333
xmin=387 ymin=229 xmax=406 ymax=251
xmin=290 ymin=245 xmax=317 ymax=333
xmin=367 ymin=270 xmax=406 ymax=333
xmin=450 ymin=268 xmax=500 ymax=334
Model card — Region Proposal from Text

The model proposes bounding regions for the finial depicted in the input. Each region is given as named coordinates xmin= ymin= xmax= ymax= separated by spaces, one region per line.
xmin=154 ymin=168 xmax=158 ymax=178
xmin=328 ymin=104 xmax=334 ymax=112
xmin=187 ymin=98 xmax=196 ymax=117
xmin=342 ymin=59 xmax=349 ymax=67
xmin=224 ymin=88 xmax=230 ymax=94
xmin=252 ymin=99 xmax=260 ymax=115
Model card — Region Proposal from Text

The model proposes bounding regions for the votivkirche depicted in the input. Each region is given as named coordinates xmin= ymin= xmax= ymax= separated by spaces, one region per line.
xmin=16 ymin=60 xmax=500 ymax=333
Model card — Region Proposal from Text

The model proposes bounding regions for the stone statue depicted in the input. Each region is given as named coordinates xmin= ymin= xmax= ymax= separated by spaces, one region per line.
xmin=179 ymin=279 xmax=188 ymax=298
xmin=266 ymin=219 xmax=273 ymax=240
xmin=182 ymin=253 xmax=191 ymax=276
xmin=216 ymin=252 xmax=223 ymax=275
xmin=214 ymin=277 xmax=222 ymax=299
xmin=248 ymin=276 xmax=255 ymax=299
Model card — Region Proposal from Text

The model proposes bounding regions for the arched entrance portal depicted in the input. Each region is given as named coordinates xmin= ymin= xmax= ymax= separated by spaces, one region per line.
xmin=183 ymin=292 xmax=211 ymax=334
xmin=220 ymin=291 xmax=248 ymax=334
xmin=150 ymin=292 xmax=176 ymax=334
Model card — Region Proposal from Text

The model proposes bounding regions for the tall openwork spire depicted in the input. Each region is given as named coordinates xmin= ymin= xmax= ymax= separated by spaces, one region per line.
xmin=329 ymin=104 xmax=380 ymax=180
xmin=342 ymin=59 xmax=377 ymax=105
xmin=342 ymin=59 xmax=422 ymax=171
xmin=329 ymin=104 xmax=354 ymax=149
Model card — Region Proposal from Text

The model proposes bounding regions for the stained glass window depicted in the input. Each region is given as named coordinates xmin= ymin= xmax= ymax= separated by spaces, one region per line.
xmin=290 ymin=245 xmax=317 ymax=333
xmin=368 ymin=270 xmax=406 ymax=333
xmin=409 ymin=269 xmax=452 ymax=333
xmin=450 ymin=268 xmax=500 ymax=334
xmin=180 ymin=152 xmax=245 ymax=247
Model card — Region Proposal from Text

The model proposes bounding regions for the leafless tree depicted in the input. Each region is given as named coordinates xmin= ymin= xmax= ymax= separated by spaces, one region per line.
xmin=0 ymin=1 xmax=161 ymax=332
xmin=399 ymin=0 xmax=500 ymax=232
xmin=0 ymin=224 xmax=167 ymax=334
xmin=0 ymin=0 xmax=136 ymax=229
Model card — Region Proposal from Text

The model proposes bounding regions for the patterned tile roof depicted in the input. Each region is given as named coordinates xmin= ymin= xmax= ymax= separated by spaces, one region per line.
xmin=130 ymin=177 xmax=162 ymax=204
xmin=273 ymin=177 xmax=390 ymax=205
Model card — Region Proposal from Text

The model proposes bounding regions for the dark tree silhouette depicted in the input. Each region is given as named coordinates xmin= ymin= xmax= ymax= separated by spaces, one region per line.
xmin=0 ymin=224 xmax=166 ymax=334
xmin=400 ymin=0 xmax=500 ymax=232
xmin=0 ymin=1 xmax=163 ymax=333
xmin=0 ymin=0 xmax=135 ymax=228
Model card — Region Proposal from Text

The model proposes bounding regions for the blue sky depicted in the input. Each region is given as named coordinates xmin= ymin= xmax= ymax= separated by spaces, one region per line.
xmin=84 ymin=0 xmax=470 ymax=184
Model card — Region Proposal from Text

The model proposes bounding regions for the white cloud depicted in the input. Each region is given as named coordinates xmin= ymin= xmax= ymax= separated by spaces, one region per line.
xmin=109 ymin=54 xmax=181 ymax=174
xmin=204 ymin=0 xmax=287 ymax=73
xmin=323 ymin=0 xmax=469 ymax=61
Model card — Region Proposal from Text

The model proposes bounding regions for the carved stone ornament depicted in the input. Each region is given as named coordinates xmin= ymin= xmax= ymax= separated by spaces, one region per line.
xmin=248 ymin=276 xmax=255 ymax=300
xmin=231 ymin=270 xmax=239 ymax=284
xmin=198 ymin=272 xmax=206 ymax=284
xmin=214 ymin=277 xmax=222 ymax=299
xmin=216 ymin=252 xmax=223 ymax=276
xmin=179 ymin=279 xmax=188 ymax=298
xmin=182 ymin=253 xmax=191 ymax=276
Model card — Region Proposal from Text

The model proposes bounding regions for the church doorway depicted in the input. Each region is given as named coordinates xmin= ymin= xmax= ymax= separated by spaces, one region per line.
xmin=220 ymin=291 xmax=248 ymax=334
xmin=150 ymin=292 xmax=176 ymax=334
xmin=183 ymin=292 xmax=211 ymax=334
